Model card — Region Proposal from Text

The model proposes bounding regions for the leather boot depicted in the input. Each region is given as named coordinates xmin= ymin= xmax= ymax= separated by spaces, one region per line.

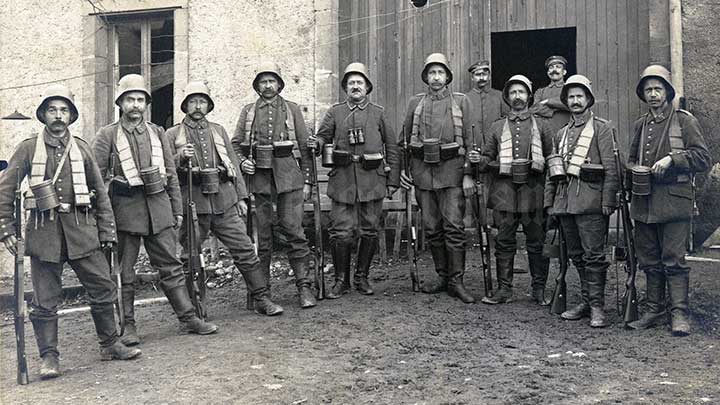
xmin=447 ymin=250 xmax=476 ymax=303
xmin=31 ymin=317 xmax=60 ymax=379
xmin=482 ymin=256 xmax=513 ymax=304
xmin=100 ymin=340 xmax=142 ymax=361
xmin=246 ymin=256 xmax=272 ymax=310
xmin=326 ymin=239 xmax=352 ymax=299
xmin=562 ymin=267 xmax=591 ymax=320
xmin=164 ymin=286 xmax=219 ymax=334
xmin=587 ymin=269 xmax=609 ymax=327
xmin=590 ymin=306 xmax=609 ymax=328
xmin=290 ymin=257 xmax=317 ymax=308
xmin=354 ymin=237 xmax=376 ymax=295
xmin=242 ymin=263 xmax=284 ymax=316
xmin=628 ymin=271 xmax=667 ymax=330
xmin=422 ymin=244 xmax=449 ymax=294
xmin=667 ymin=271 xmax=691 ymax=336
xmin=528 ymin=253 xmax=550 ymax=306
xmin=120 ymin=289 xmax=140 ymax=346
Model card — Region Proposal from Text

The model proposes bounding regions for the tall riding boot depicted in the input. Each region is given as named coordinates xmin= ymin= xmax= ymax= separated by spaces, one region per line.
xmin=164 ymin=286 xmax=219 ymax=334
xmin=354 ymin=237 xmax=376 ymax=295
xmin=326 ymin=239 xmax=352 ymax=299
xmin=561 ymin=267 xmax=590 ymax=320
xmin=247 ymin=256 xmax=272 ymax=310
xmin=528 ymin=253 xmax=551 ymax=306
xmin=447 ymin=249 xmax=476 ymax=303
xmin=90 ymin=304 xmax=141 ymax=361
xmin=628 ymin=270 xmax=667 ymax=330
xmin=31 ymin=317 xmax=60 ymax=379
xmin=422 ymin=244 xmax=449 ymax=294
xmin=482 ymin=256 xmax=514 ymax=304
xmin=242 ymin=263 xmax=284 ymax=316
xmin=120 ymin=288 xmax=140 ymax=346
xmin=290 ymin=256 xmax=317 ymax=308
xmin=587 ymin=269 xmax=609 ymax=328
xmin=667 ymin=271 xmax=691 ymax=336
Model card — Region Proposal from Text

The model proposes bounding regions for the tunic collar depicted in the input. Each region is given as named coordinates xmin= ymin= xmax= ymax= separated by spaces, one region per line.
xmin=183 ymin=116 xmax=208 ymax=129
xmin=427 ymin=86 xmax=451 ymax=101
xmin=548 ymin=80 xmax=565 ymax=88
xmin=346 ymin=98 xmax=369 ymax=110
xmin=471 ymin=85 xmax=491 ymax=94
xmin=120 ymin=116 xmax=146 ymax=134
xmin=258 ymin=96 xmax=281 ymax=109
xmin=649 ymin=103 xmax=673 ymax=123
xmin=508 ymin=109 xmax=531 ymax=121
xmin=570 ymin=109 xmax=592 ymax=127
xmin=43 ymin=128 xmax=70 ymax=147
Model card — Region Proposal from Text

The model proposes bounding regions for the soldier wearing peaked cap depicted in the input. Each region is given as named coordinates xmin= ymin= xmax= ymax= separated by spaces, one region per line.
xmin=308 ymin=62 xmax=400 ymax=298
xmin=0 ymin=84 xmax=141 ymax=379
xmin=625 ymin=65 xmax=711 ymax=336
xmin=167 ymin=81 xmax=284 ymax=316
xmin=93 ymin=74 xmax=218 ymax=346
xmin=231 ymin=62 xmax=317 ymax=309
xmin=399 ymin=53 xmax=476 ymax=303
xmin=471 ymin=74 xmax=554 ymax=306
xmin=532 ymin=55 xmax=572 ymax=135
xmin=544 ymin=74 xmax=620 ymax=328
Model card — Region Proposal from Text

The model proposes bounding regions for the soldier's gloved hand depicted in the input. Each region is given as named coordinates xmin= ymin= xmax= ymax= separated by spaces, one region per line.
xmin=602 ymin=206 xmax=615 ymax=217
xmin=2 ymin=235 xmax=17 ymax=256
xmin=241 ymin=159 xmax=256 ymax=175
xmin=386 ymin=186 xmax=399 ymax=198
xmin=174 ymin=215 xmax=183 ymax=230
xmin=651 ymin=155 xmax=673 ymax=177
xmin=467 ymin=149 xmax=482 ymax=164
xmin=181 ymin=144 xmax=195 ymax=163
xmin=237 ymin=200 xmax=248 ymax=217
xmin=303 ymin=184 xmax=312 ymax=201
xmin=400 ymin=170 xmax=414 ymax=190
xmin=306 ymin=135 xmax=320 ymax=151
xmin=462 ymin=175 xmax=476 ymax=197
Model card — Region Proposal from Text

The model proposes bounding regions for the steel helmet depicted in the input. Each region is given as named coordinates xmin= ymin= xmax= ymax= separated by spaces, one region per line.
xmin=181 ymin=81 xmax=215 ymax=114
xmin=422 ymin=53 xmax=453 ymax=85
xmin=636 ymin=64 xmax=675 ymax=103
xmin=502 ymin=75 xmax=534 ymax=107
xmin=115 ymin=74 xmax=152 ymax=106
xmin=561 ymin=74 xmax=595 ymax=108
xmin=36 ymin=84 xmax=79 ymax=125
xmin=253 ymin=62 xmax=285 ymax=94
xmin=341 ymin=62 xmax=373 ymax=95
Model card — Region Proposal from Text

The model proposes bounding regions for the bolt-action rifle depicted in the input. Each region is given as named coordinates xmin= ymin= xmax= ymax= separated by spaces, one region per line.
xmin=185 ymin=157 xmax=207 ymax=320
xmin=104 ymin=154 xmax=124 ymax=334
xmin=309 ymin=139 xmax=326 ymax=299
xmin=13 ymin=169 xmax=29 ymax=385
xmin=245 ymin=129 xmax=260 ymax=309
xmin=549 ymin=222 xmax=568 ymax=315
xmin=402 ymin=125 xmax=420 ymax=292
xmin=471 ymin=125 xmax=492 ymax=296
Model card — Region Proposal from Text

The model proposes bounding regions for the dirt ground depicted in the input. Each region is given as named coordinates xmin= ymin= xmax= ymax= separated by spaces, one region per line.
xmin=1 ymin=248 xmax=719 ymax=405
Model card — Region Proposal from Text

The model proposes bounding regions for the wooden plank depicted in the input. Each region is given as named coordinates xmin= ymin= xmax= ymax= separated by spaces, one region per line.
xmin=483 ymin=0 xmax=491 ymax=65
xmin=557 ymin=0 xmax=567 ymax=28
xmin=575 ymin=0 xmax=587 ymax=74
xmin=585 ymin=0 xmax=598 ymax=92
xmin=535 ymin=0 xmax=546 ymax=29
xmin=526 ymin=0 xmax=537 ymax=29
xmin=626 ymin=0 xmax=640 ymax=137
xmin=338 ymin=0 xmax=353 ymax=102
xmin=596 ymin=0 xmax=608 ymax=119
xmin=615 ymin=0 xmax=629 ymax=139
xmin=492 ymin=0 xmax=504 ymax=32
xmin=565 ymin=0 xmax=576 ymax=27
xmin=606 ymin=0 xmax=619 ymax=128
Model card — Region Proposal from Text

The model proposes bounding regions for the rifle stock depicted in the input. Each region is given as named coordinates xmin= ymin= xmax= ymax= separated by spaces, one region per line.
xmin=106 ymin=247 xmax=125 ymax=336
xmin=245 ymin=130 xmax=259 ymax=309
xmin=611 ymin=129 xmax=639 ymax=325
xmin=471 ymin=125 xmax=493 ymax=296
xmin=402 ymin=125 xmax=421 ymax=291
xmin=185 ymin=159 xmax=207 ymax=320
xmin=550 ymin=221 xmax=568 ymax=315
xmin=310 ymin=142 xmax=326 ymax=299
xmin=14 ymin=169 xmax=29 ymax=385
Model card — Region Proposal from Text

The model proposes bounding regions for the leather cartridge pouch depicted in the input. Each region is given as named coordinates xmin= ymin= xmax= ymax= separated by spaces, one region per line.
xmin=361 ymin=153 xmax=384 ymax=170
xmin=579 ymin=163 xmax=605 ymax=183
xmin=332 ymin=149 xmax=352 ymax=167
xmin=409 ymin=136 xmax=424 ymax=159
xmin=440 ymin=142 xmax=460 ymax=160
xmin=272 ymin=140 xmax=295 ymax=158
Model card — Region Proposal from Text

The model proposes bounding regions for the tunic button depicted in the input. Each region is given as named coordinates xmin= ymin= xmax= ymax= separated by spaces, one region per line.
xmin=58 ymin=179 xmax=62 ymax=183
xmin=649 ymin=128 xmax=653 ymax=132
xmin=57 ymin=154 xmax=62 ymax=157
xmin=59 ymin=196 xmax=63 ymax=200
xmin=57 ymin=187 xmax=62 ymax=191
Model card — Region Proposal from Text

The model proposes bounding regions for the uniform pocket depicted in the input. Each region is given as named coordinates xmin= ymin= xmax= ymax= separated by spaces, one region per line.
xmin=667 ymin=184 xmax=693 ymax=200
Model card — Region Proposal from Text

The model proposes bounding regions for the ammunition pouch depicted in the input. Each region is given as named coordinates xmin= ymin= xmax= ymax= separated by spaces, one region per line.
xmin=579 ymin=163 xmax=605 ymax=183
xmin=440 ymin=142 xmax=460 ymax=160
xmin=272 ymin=140 xmax=295 ymax=158
xmin=361 ymin=153 xmax=384 ymax=170
xmin=332 ymin=150 xmax=352 ymax=167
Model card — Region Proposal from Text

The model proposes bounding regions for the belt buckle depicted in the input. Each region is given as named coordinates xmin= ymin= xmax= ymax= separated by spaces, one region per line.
xmin=57 ymin=203 xmax=72 ymax=213
xmin=351 ymin=155 xmax=361 ymax=163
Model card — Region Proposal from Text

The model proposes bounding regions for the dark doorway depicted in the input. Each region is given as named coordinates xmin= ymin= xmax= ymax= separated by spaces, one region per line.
xmin=490 ymin=27 xmax=577 ymax=93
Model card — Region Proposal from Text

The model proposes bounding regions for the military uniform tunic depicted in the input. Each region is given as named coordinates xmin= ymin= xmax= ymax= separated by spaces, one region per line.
xmin=92 ymin=118 xmax=185 ymax=292
xmin=533 ymin=82 xmax=572 ymax=136
xmin=316 ymin=99 xmax=400 ymax=241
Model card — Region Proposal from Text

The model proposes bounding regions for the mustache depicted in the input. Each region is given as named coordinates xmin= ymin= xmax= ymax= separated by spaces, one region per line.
xmin=511 ymin=99 xmax=526 ymax=106
xmin=570 ymin=103 xmax=583 ymax=108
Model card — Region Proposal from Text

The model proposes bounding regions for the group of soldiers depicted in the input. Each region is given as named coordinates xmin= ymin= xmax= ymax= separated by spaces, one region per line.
xmin=0 ymin=50 xmax=711 ymax=381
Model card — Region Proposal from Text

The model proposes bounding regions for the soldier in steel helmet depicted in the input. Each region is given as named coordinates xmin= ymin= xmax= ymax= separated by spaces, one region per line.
xmin=0 ymin=84 xmax=141 ymax=379
xmin=400 ymin=53 xmax=476 ymax=304
xmin=231 ymin=62 xmax=317 ymax=310
xmin=544 ymin=74 xmax=620 ymax=328
xmin=307 ymin=62 xmax=400 ymax=298
xmin=470 ymin=75 xmax=554 ymax=306
xmin=93 ymin=74 xmax=218 ymax=346
xmin=625 ymin=65 xmax=711 ymax=336
xmin=167 ymin=81 xmax=284 ymax=316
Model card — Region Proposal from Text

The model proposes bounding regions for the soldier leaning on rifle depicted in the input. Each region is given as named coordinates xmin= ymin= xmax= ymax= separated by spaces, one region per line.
xmin=307 ymin=62 xmax=400 ymax=298
xmin=544 ymin=75 xmax=619 ymax=328
xmin=231 ymin=62 xmax=316 ymax=310
xmin=625 ymin=65 xmax=711 ymax=336
xmin=167 ymin=81 xmax=284 ymax=316
xmin=399 ymin=53 xmax=476 ymax=304
xmin=470 ymin=75 xmax=554 ymax=306
xmin=531 ymin=56 xmax=572 ymax=136
xmin=0 ymin=85 xmax=140 ymax=380
xmin=93 ymin=74 xmax=218 ymax=346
